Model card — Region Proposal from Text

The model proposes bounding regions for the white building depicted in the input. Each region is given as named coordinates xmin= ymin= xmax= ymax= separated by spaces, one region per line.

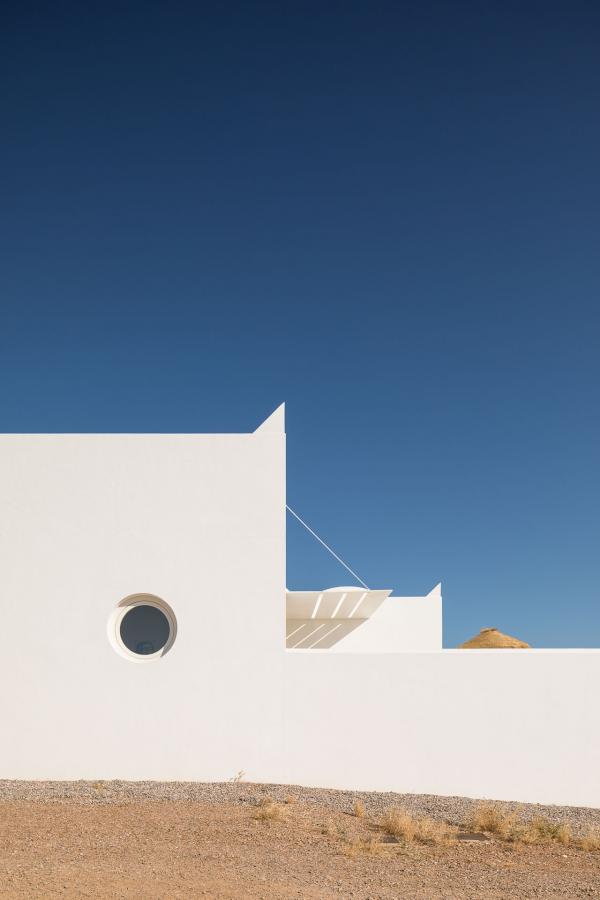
xmin=1 ymin=404 xmax=599 ymax=807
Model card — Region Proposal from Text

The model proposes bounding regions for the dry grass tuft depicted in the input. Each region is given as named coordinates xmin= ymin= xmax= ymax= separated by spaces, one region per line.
xmin=579 ymin=829 xmax=600 ymax=852
xmin=552 ymin=824 xmax=571 ymax=846
xmin=467 ymin=805 xmax=577 ymax=847
xmin=353 ymin=800 xmax=366 ymax=818
xmin=253 ymin=798 xmax=285 ymax=823
xmin=414 ymin=816 xmax=457 ymax=845
xmin=382 ymin=808 xmax=417 ymax=842
xmin=466 ymin=803 xmax=518 ymax=839
xmin=513 ymin=817 xmax=571 ymax=846
xmin=321 ymin=820 xmax=350 ymax=842
xmin=343 ymin=837 xmax=382 ymax=857
xmin=381 ymin=808 xmax=455 ymax=845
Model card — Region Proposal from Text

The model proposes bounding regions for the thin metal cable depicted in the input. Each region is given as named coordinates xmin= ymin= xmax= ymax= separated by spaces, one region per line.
xmin=286 ymin=504 xmax=370 ymax=590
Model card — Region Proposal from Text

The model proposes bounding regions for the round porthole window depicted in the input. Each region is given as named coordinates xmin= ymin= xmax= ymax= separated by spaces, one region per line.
xmin=108 ymin=594 xmax=177 ymax=662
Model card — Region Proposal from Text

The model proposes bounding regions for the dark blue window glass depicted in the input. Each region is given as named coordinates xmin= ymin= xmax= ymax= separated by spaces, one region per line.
xmin=120 ymin=605 xmax=170 ymax=655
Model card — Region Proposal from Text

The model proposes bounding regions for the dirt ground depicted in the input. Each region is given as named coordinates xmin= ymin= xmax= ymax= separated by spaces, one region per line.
xmin=1 ymin=787 xmax=599 ymax=899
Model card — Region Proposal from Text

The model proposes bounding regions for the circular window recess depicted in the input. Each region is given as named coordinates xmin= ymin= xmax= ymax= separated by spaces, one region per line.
xmin=108 ymin=594 xmax=177 ymax=662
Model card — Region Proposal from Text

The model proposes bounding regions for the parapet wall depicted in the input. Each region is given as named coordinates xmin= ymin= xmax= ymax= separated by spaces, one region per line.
xmin=328 ymin=586 xmax=442 ymax=652
xmin=282 ymin=648 xmax=600 ymax=807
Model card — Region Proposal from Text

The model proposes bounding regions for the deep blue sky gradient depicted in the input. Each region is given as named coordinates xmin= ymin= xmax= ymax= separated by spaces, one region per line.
xmin=1 ymin=2 xmax=599 ymax=646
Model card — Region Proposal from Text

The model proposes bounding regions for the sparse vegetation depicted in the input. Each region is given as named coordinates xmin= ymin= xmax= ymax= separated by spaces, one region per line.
xmin=466 ymin=803 xmax=518 ymax=839
xmin=414 ymin=816 xmax=457 ymax=845
xmin=253 ymin=797 xmax=285 ymax=822
xmin=3 ymin=782 xmax=600 ymax=899
xmin=324 ymin=820 xmax=349 ymax=841
xmin=382 ymin=808 xmax=417 ymax=841
xmin=579 ymin=828 xmax=600 ymax=851
xmin=343 ymin=836 xmax=382 ymax=857
xmin=381 ymin=808 xmax=456 ymax=845
xmin=464 ymin=804 xmax=597 ymax=849
xmin=513 ymin=817 xmax=571 ymax=846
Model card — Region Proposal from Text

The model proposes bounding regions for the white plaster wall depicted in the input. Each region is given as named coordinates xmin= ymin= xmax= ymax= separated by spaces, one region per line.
xmin=328 ymin=585 xmax=442 ymax=652
xmin=0 ymin=429 xmax=286 ymax=781
xmin=282 ymin=649 xmax=600 ymax=807
xmin=1 ymin=416 xmax=599 ymax=808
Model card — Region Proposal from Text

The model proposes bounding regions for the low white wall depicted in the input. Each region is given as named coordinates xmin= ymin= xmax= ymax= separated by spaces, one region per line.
xmin=282 ymin=649 xmax=600 ymax=807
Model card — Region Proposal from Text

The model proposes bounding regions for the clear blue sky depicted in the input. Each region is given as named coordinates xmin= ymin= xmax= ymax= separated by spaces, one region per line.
xmin=1 ymin=2 xmax=598 ymax=647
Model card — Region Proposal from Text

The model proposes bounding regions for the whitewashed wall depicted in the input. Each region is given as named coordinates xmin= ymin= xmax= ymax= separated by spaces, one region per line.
xmin=283 ymin=649 xmax=600 ymax=807
xmin=1 ymin=407 xmax=599 ymax=807
xmin=328 ymin=584 xmax=442 ymax=652
xmin=0 ymin=418 xmax=286 ymax=783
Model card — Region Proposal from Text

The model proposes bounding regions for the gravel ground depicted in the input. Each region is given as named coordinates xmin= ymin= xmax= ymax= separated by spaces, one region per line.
xmin=1 ymin=780 xmax=599 ymax=834
xmin=1 ymin=782 xmax=599 ymax=899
